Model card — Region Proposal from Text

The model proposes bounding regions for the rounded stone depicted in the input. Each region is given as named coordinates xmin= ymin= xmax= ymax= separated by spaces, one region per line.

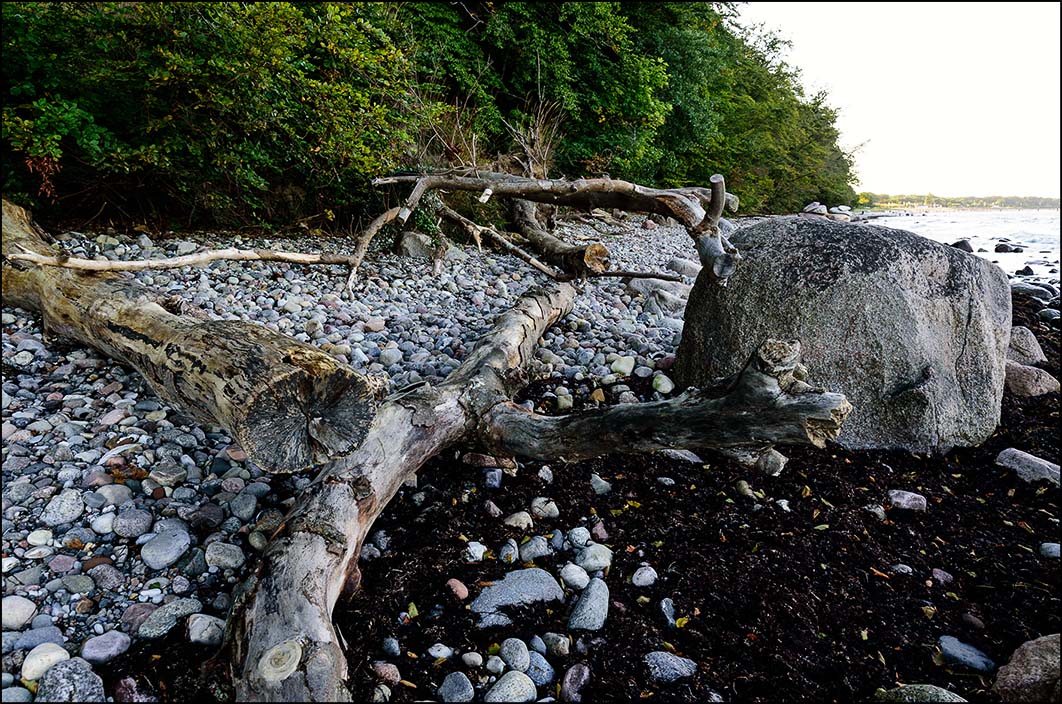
xmin=632 ymin=564 xmax=658 ymax=587
xmin=22 ymin=641 xmax=71 ymax=681
xmin=500 ymin=638 xmax=530 ymax=672
xmin=437 ymin=671 xmax=475 ymax=703
xmin=484 ymin=671 xmax=537 ymax=703
xmin=80 ymin=630 xmax=131 ymax=665
xmin=205 ymin=542 xmax=245 ymax=570
xmin=114 ymin=509 xmax=154 ymax=538
xmin=2 ymin=595 xmax=38 ymax=630
xmin=140 ymin=529 xmax=191 ymax=570
xmin=675 ymin=217 xmax=1012 ymax=451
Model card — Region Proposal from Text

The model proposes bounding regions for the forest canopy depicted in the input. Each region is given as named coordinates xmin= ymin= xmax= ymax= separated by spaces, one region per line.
xmin=2 ymin=1 xmax=857 ymax=227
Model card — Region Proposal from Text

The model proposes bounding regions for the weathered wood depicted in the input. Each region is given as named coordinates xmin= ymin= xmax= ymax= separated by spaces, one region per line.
xmin=372 ymin=170 xmax=740 ymax=281
xmin=510 ymin=198 xmax=611 ymax=276
xmin=2 ymin=200 xmax=381 ymax=474
xmin=480 ymin=339 xmax=851 ymax=461
xmin=6 ymin=245 xmax=359 ymax=272
xmin=225 ymin=282 xmax=577 ymax=701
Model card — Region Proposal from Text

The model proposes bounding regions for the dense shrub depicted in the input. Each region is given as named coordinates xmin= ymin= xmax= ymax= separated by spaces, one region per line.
xmin=3 ymin=2 xmax=417 ymax=225
xmin=3 ymin=1 xmax=856 ymax=227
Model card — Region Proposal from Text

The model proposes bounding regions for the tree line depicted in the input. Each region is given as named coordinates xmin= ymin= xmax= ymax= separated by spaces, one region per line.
xmin=858 ymin=193 xmax=1060 ymax=210
xmin=3 ymin=2 xmax=857 ymax=229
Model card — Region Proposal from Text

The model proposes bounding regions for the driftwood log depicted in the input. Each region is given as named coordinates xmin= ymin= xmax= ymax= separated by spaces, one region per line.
xmin=372 ymin=171 xmax=740 ymax=282
xmin=1 ymin=200 xmax=851 ymax=701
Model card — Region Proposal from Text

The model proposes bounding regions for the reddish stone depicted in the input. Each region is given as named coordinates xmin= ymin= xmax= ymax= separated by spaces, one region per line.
xmin=446 ymin=578 xmax=469 ymax=600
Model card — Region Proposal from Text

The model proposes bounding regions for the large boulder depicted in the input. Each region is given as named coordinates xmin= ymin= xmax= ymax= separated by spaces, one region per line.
xmin=675 ymin=217 xmax=1011 ymax=451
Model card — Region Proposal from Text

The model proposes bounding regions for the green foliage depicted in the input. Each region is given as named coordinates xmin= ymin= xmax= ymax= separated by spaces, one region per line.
xmin=3 ymin=1 xmax=858 ymax=226
xmin=3 ymin=2 xmax=418 ymax=225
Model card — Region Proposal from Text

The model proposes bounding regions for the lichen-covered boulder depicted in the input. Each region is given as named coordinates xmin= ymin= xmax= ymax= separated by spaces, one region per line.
xmin=675 ymin=217 xmax=1011 ymax=451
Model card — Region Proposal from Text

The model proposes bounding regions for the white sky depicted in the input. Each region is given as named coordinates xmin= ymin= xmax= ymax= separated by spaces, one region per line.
xmin=736 ymin=2 xmax=1061 ymax=197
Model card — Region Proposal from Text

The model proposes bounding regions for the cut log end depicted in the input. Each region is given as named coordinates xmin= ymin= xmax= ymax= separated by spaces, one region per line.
xmin=240 ymin=360 xmax=379 ymax=474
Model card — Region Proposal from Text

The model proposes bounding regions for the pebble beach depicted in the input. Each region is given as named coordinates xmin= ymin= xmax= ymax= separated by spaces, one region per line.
xmin=3 ymin=213 xmax=1059 ymax=702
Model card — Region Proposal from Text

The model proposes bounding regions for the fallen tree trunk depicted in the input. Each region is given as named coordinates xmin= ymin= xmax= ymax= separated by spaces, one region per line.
xmin=373 ymin=170 xmax=741 ymax=282
xmin=1 ymin=200 xmax=381 ymax=474
xmin=2 ymin=199 xmax=852 ymax=701
xmin=509 ymin=197 xmax=610 ymax=277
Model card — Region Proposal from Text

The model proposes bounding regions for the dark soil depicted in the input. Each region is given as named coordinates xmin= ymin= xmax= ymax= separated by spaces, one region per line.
xmin=100 ymin=294 xmax=1061 ymax=702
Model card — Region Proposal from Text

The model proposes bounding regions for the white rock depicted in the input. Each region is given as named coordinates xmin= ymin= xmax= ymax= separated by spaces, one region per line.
xmin=22 ymin=642 xmax=70 ymax=681
xmin=560 ymin=563 xmax=590 ymax=590
xmin=504 ymin=511 xmax=534 ymax=531
xmin=631 ymin=565 xmax=658 ymax=587
xmin=2 ymin=595 xmax=38 ymax=630
xmin=530 ymin=497 xmax=559 ymax=520
xmin=187 ymin=614 xmax=226 ymax=646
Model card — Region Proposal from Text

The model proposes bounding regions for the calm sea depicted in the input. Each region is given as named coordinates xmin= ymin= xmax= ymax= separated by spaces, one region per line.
xmin=870 ymin=209 xmax=1060 ymax=283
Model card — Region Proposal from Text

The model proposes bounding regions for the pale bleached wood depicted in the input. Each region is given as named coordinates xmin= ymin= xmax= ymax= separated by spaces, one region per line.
xmin=2 ymin=200 xmax=381 ymax=474
xmin=7 ymin=245 xmax=358 ymax=271
xmin=223 ymin=282 xmax=577 ymax=701
xmin=372 ymin=170 xmax=740 ymax=281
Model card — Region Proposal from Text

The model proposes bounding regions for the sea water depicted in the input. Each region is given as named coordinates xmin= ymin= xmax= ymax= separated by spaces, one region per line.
xmin=871 ymin=209 xmax=1060 ymax=283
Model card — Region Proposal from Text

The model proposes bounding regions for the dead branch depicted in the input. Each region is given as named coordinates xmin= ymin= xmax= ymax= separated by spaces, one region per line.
xmin=7 ymin=245 xmax=359 ymax=272
xmin=372 ymin=170 xmax=740 ymax=282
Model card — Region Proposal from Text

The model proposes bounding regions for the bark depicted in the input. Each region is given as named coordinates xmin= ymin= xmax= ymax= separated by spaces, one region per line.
xmin=1 ymin=200 xmax=381 ymax=474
